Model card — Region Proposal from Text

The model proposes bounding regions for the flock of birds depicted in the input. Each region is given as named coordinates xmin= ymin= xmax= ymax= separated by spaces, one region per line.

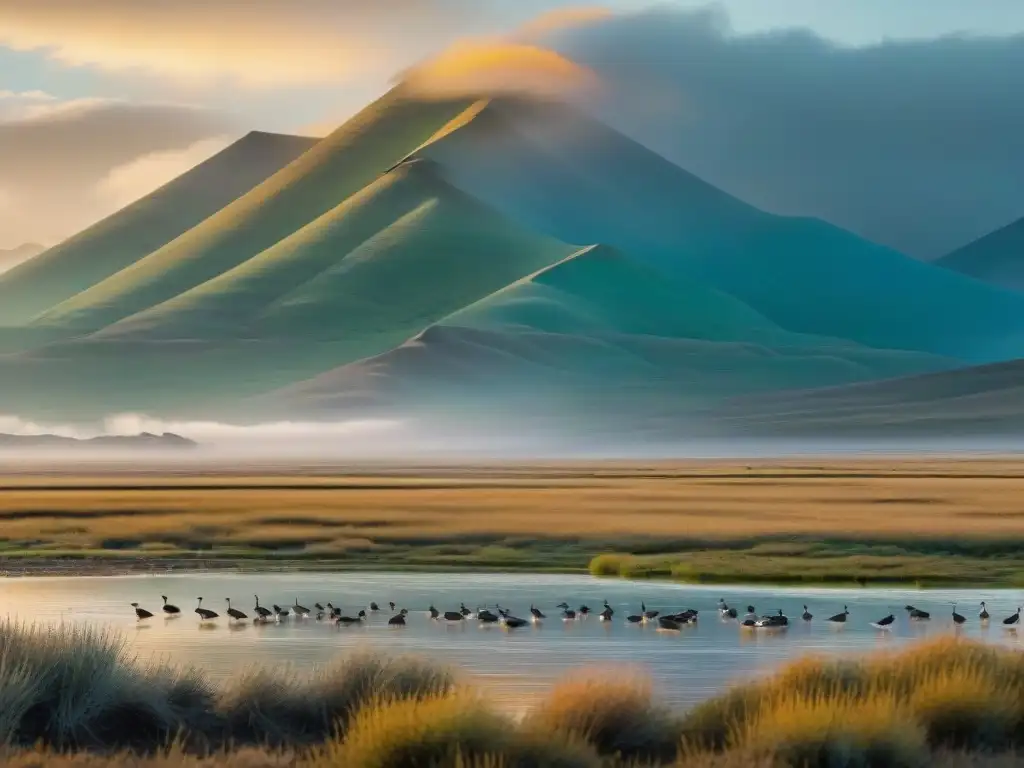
xmin=128 ymin=595 xmax=1024 ymax=632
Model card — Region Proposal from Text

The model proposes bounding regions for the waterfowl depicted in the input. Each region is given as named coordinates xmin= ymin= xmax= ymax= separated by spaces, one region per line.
xmin=195 ymin=597 xmax=218 ymax=621
xmin=827 ymin=606 xmax=849 ymax=623
xmin=443 ymin=610 xmax=465 ymax=622
xmin=225 ymin=598 xmax=247 ymax=622
xmin=388 ymin=609 xmax=408 ymax=627
xmin=578 ymin=604 xmax=590 ymax=616
xmin=556 ymin=602 xmax=570 ymax=610
xmin=871 ymin=614 xmax=895 ymax=629
xmin=906 ymin=605 xmax=931 ymax=620
xmin=314 ymin=602 xmax=325 ymax=611
xmin=460 ymin=603 xmax=471 ymax=617
xmin=562 ymin=608 xmax=576 ymax=620
xmin=1003 ymin=607 xmax=1021 ymax=626
xmin=428 ymin=605 xmax=440 ymax=619
xmin=530 ymin=605 xmax=546 ymax=621
xmin=389 ymin=602 xmax=396 ymax=612
xmin=503 ymin=615 xmax=528 ymax=629
xmin=253 ymin=595 xmax=272 ymax=621
xmin=626 ymin=611 xmax=644 ymax=624
xmin=980 ymin=602 xmax=990 ymax=621
xmin=952 ymin=605 xmax=966 ymax=625
xmin=658 ymin=616 xmax=681 ymax=631
xmin=801 ymin=605 xmax=813 ymax=621
xmin=369 ymin=602 xmax=380 ymax=612
xmin=641 ymin=602 xmax=659 ymax=620
xmin=599 ymin=601 xmax=614 ymax=621
xmin=272 ymin=604 xmax=289 ymax=619
xmin=131 ymin=602 xmax=153 ymax=620
xmin=477 ymin=609 xmax=500 ymax=624
xmin=293 ymin=599 xmax=310 ymax=617
xmin=161 ymin=596 xmax=180 ymax=615
xmin=336 ymin=611 xmax=365 ymax=626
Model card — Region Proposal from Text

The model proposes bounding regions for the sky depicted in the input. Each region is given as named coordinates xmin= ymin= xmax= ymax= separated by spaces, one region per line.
xmin=2 ymin=0 xmax=1024 ymax=252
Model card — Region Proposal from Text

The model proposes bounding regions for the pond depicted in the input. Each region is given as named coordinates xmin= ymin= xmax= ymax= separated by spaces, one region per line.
xmin=2 ymin=572 xmax=1021 ymax=710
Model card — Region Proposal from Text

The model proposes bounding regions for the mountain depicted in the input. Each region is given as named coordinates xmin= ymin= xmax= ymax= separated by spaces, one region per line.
xmin=0 ymin=431 xmax=196 ymax=450
xmin=0 ymin=131 xmax=317 ymax=327
xmin=935 ymin=216 xmax=1024 ymax=292
xmin=0 ymin=243 xmax=45 ymax=275
xmin=711 ymin=358 xmax=1024 ymax=438
xmin=414 ymin=98 xmax=1024 ymax=363
xmin=31 ymin=90 xmax=475 ymax=334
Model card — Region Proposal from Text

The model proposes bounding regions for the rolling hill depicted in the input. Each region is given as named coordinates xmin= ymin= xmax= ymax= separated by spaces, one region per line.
xmin=711 ymin=358 xmax=1024 ymax=438
xmin=30 ymin=90 xmax=475 ymax=334
xmin=415 ymin=98 xmax=1024 ymax=363
xmin=0 ymin=131 xmax=317 ymax=327
xmin=935 ymin=216 xmax=1024 ymax=292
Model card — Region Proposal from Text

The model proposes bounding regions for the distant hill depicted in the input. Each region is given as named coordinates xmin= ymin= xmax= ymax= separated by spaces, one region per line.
xmin=935 ymin=216 xmax=1024 ymax=292
xmin=707 ymin=358 xmax=1024 ymax=438
xmin=0 ymin=243 xmax=45 ymax=275
xmin=0 ymin=131 xmax=317 ymax=327
xmin=0 ymin=431 xmax=196 ymax=450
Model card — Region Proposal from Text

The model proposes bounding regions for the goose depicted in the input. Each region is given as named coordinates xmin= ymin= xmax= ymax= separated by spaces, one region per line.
xmin=721 ymin=603 xmax=738 ymax=619
xmin=906 ymin=605 xmax=931 ymax=620
xmin=388 ymin=609 xmax=408 ymax=627
xmin=225 ymin=598 xmax=247 ymax=622
xmin=195 ymin=597 xmax=218 ymax=621
xmin=951 ymin=605 xmax=966 ymax=625
xmin=272 ymin=604 xmax=289 ymax=619
xmin=673 ymin=609 xmax=698 ymax=623
xmin=801 ymin=605 xmax=813 ymax=621
xmin=562 ymin=608 xmax=577 ymax=620
xmin=336 ymin=610 xmax=366 ymax=626
xmin=314 ymin=602 xmax=325 ymax=611
xmin=578 ymin=604 xmax=590 ymax=616
xmin=626 ymin=611 xmax=644 ymax=624
xmin=389 ymin=602 xmax=396 ymax=612
xmin=293 ymin=599 xmax=310 ymax=617
xmin=496 ymin=604 xmax=511 ymax=618
xmin=477 ymin=608 xmax=500 ymax=624
xmin=828 ymin=606 xmax=849 ymax=623
xmin=428 ymin=605 xmax=440 ymax=619
xmin=641 ymin=602 xmax=659 ymax=620
xmin=599 ymin=600 xmax=614 ymax=621
xmin=530 ymin=605 xmax=546 ymax=621
xmin=1003 ymin=607 xmax=1021 ymax=626
xmin=443 ymin=610 xmax=465 ymax=622
xmin=253 ymin=595 xmax=272 ymax=621
xmin=743 ymin=605 xmax=758 ymax=623
xmin=161 ymin=596 xmax=180 ymax=615
xmin=131 ymin=602 xmax=153 ymax=620
xmin=871 ymin=613 xmax=895 ymax=630
xmin=980 ymin=602 xmax=990 ymax=621
xmin=657 ymin=616 xmax=681 ymax=631
xmin=459 ymin=603 xmax=471 ymax=617
xmin=503 ymin=615 xmax=528 ymax=629
xmin=370 ymin=602 xmax=380 ymax=612
xmin=755 ymin=610 xmax=788 ymax=628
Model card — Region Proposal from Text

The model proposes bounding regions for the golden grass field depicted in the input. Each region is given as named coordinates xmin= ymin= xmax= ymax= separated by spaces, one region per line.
xmin=1 ymin=458 xmax=1023 ymax=583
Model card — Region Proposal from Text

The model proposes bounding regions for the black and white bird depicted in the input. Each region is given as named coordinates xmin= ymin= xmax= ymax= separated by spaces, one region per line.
xmin=388 ymin=609 xmax=408 ymax=627
xmin=503 ymin=615 xmax=529 ymax=629
xmin=253 ymin=595 xmax=273 ymax=621
xmin=225 ymin=598 xmax=247 ymax=622
xmin=599 ymin=601 xmax=614 ymax=621
xmin=980 ymin=602 xmax=990 ymax=621
xmin=273 ymin=604 xmax=289 ymax=619
xmin=443 ymin=610 xmax=465 ymax=622
xmin=828 ymin=606 xmax=849 ymax=623
xmin=801 ymin=605 xmax=813 ymax=621
xmin=905 ymin=605 xmax=931 ymax=620
xmin=530 ymin=605 xmax=546 ymax=621
xmin=131 ymin=602 xmax=153 ymax=620
xmin=641 ymin=602 xmax=659 ymax=620
xmin=1003 ymin=607 xmax=1021 ymax=627
xmin=293 ymin=599 xmax=310 ymax=617
xmin=428 ymin=605 xmax=440 ymax=619
xmin=951 ymin=605 xmax=966 ymax=626
xmin=871 ymin=613 xmax=895 ymax=630
xmin=195 ymin=597 xmax=218 ymax=621
xmin=161 ymin=596 xmax=180 ymax=615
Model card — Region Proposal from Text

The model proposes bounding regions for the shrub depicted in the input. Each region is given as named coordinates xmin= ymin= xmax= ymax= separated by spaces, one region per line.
xmin=588 ymin=554 xmax=630 ymax=577
xmin=526 ymin=674 xmax=681 ymax=762
xmin=323 ymin=693 xmax=599 ymax=768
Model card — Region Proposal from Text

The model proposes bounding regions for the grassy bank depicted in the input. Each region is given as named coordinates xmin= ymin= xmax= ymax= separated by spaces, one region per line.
xmin=3 ymin=620 xmax=1024 ymax=766
xmin=2 ymin=459 xmax=1024 ymax=585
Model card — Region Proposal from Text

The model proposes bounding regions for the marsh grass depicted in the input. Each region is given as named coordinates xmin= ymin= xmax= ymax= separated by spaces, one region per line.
xmin=5 ymin=620 xmax=1024 ymax=766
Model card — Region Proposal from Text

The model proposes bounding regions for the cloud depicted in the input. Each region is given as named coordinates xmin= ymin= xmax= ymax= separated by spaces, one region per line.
xmin=552 ymin=6 xmax=1024 ymax=257
xmin=402 ymin=41 xmax=600 ymax=100
xmin=0 ymin=0 xmax=510 ymax=88
xmin=0 ymin=98 xmax=234 ymax=248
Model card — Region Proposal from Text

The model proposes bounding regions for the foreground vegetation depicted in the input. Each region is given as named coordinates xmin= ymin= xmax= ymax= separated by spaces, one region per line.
xmin=2 ymin=459 xmax=1024 ymax=585
xmin=4 ymin=619 xmax=1024 ymax=765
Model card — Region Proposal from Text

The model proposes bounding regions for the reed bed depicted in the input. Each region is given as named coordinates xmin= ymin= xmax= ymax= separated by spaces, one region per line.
xmin=3 ymin=619 xmax=1024 ymax=766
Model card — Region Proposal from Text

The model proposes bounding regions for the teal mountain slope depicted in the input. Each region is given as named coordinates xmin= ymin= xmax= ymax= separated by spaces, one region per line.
xmin=416 ymin=98 xmax=1024 ymax=363
xmin=31 ymin=90 xmax=476 ymax=334
xmin=0 ymin=131 xmax=317 ymax=327
xmin=0 ymin=243 xmax=45 ymax=275
xmin=935 ymin=216 xmax=1024 ymax=292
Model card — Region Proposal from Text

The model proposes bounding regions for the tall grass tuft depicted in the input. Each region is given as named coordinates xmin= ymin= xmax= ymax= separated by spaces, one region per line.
xmin=526 ymin=674 xmax=681 ymax=762
xmin=321 ymin=693 xmax=599 ymax=768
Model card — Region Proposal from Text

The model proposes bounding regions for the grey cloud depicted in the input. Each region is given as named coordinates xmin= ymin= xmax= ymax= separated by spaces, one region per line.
xmin=0 ymin=100 xmax=234 ymax=247
xmin=553 ymin=6 xmax=1024 ymax=257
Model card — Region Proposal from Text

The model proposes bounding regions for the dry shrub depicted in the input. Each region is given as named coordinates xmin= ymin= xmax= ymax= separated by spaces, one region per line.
xmin=322 ymin=693 xmax=598 ymax=768
xmin=526 ymin=674 xmax=681 ymax=762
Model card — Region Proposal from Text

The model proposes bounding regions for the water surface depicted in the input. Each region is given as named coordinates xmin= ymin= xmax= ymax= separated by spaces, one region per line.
xmin=2 ymin=572 xmax=1020 ymax=710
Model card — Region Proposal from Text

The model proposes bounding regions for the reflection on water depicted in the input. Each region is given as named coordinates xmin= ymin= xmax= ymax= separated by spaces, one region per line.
xmin=2 ymin=572 xmax=1021 ymax=710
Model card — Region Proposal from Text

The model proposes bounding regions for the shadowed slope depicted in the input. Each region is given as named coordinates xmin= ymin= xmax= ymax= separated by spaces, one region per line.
xmin=713 ymin=358 xmax=1024 ymax=437
xmin=31 ymin=90 xmax=474 ymax=333
xmin=936 ymin=216 xmax=1024 ymax=292
xmin=416 ymin=98 xmax=1024 ymax=362
xmin=0 ymin=132 xmax=316 ymax=327
xmin=0 ymin=243 xmax=44 ymax=275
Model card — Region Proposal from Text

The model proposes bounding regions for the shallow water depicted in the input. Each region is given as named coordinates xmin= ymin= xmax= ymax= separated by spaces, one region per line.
xmin=2 ymin=572 xmax=1021 ymax=710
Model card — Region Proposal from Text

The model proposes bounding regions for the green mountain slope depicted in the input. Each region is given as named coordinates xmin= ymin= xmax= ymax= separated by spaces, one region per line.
xmin=935 ymin=216 xmax=1024 ymax=292
xmin=416 ymin=98 xmax=1024 ymax=363
xmin=0 ymin=131 xmax=316 ymax=327
xmin=31 ymin=90 xmax=475 ymax=334
xmin=0 ymin=243 xmax=44 ymax=275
